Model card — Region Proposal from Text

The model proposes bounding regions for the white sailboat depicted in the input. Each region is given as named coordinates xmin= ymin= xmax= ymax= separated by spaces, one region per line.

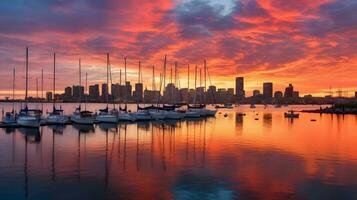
xmin=201 ymin=59 xmax=217 ymax=117
xmin=2 ymin=68 xmax=16 ymax=124
xmin=187 ymin=65 xmax=205 ymax=118
xmin=71 ymin=60 xmax=95 ymax=125
xmin=96 ymin=53 xmax=118 ymax=123
xmin=148 ymin=66 xmax=166 ymax=120
xmin=17 ymin=47 xmax=42 ymax=128
xmin=118 ymin=58 xmax=134 ymax=122
xmin=46 ymin=53 xmax=69 ymax=124
xmin=131 ymin=61 xmax=152 ymax=121
xmin=164 ymin=61 xmax=184 ymax=120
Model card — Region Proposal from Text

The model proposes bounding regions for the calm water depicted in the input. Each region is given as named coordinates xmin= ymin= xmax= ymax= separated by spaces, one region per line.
xmin=1 ymin=103 xmax=357 ymax=200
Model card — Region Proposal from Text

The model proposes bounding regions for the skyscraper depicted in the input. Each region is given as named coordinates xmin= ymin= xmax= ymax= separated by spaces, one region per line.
xmin=235 ymin=77 xmax=245 ymax=101
xmin=263 ymin=82 xmax=273 ymax=103
xmin=64 ymin=86 xmax=72 ymax=101
xmin=284 ymin=84 xmax=294 ymax=98
xmin=72 ymin=85 xmax=84 ymax=101
xmin=101 ymin=83 xmax=108 ymax=100
xmin=134 ymin=83 xmax=143 ymax=102
xmin=89 ymin=84 xmax=100 ymax=100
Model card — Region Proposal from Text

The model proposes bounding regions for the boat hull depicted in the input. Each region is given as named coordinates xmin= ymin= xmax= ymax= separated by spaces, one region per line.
xmin=71 ymin=115 xmax=95 ymax=125
xmin=2 ymin=115 xmax=16 ymax=124
xmin=95 ymin=114 xmax=118 ymax=123
xmin=17 ymin=116 xmax=40 ymax=128
xmin=46 ymin=115 xmax=69 ymax=125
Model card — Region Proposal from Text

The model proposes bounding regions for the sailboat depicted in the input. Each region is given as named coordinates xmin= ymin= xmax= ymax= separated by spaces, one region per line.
xmin=148 ymin=66 xmax=166 ymax=120
xmin=186 ymin=65 xmax=205 ymax=118
xmin=164 ymin=61 xmax=184 ymax=120
xmin=2 ymin=68 xmax=17 ymax=124
xmin=201 ymin=59 xmax=217 ymax=117
xmin=17 ymin=47 xmax=42 ymax=128
xmin=131 ymin=61 xmax=152 ymax=121
xmin=96 ymin=53 xmax=119 ymax=123
xmin=46 ymin=53 xmax=69 ymax=124
xmin=71 ymin=59 xmax=95 ymax=124
xmin=118 ymin=58 xmax=134 ymax=121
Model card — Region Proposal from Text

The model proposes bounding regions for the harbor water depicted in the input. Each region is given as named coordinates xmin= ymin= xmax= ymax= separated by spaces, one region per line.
xmin=1 ymin=103 xmax=357 ymax=200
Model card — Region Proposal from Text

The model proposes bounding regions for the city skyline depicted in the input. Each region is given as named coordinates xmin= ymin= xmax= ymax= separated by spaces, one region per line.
xmin=0 ymin=0 xmax=357 ymax=98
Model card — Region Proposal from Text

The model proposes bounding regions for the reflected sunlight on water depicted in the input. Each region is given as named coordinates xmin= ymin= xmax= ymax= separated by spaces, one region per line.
xmin=1 ymin=103 xmax=357 ymax=200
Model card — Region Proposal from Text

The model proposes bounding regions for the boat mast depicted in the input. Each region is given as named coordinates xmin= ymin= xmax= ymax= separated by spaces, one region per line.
xmin=194 ymin=65 xmax=197 ymax=105
xmin=106 ymin=53 xmax=109 ymax=108
xmin=108 ymin=53 xmax=115 ymax=109
xmin=152 ymin=66 xmax=155 ymax=91
xmin=85 ymin=72 xmax=88 ymax=111
xmin=41 ymin=69 xmax=43 ymax=112
xmin=12 ymin=68 xmax=15 ymax=112
xmin=124 ymin=57 xmax=127 ymax=109
xmin=79 ymin=59 xmax=82 ymax=108
xmin=170 ymin=63 xmax=173 ymax=104
xmin=53 ymin=53 xmax=56 ymax=107
xmin=187 ymin=64 xmax=190 ymax=104
xmin=119 ymin=69 xmax=122 ymax=106
xmin=204 ymin=59 xmax=207 ymax=105
xmin=25 ymin=47 xmax=28 ymax=105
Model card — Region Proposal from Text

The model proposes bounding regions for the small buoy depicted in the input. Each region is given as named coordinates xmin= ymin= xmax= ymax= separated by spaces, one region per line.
xmin=255 ymin=118 xmax=259 ymax=120
xmin=311 ymin=119 xmax=317 ymax=122
xmin=218 ymin=112 xmax=222 ymax=114
xmin=224 ymin=113 xmax=228 ymax=117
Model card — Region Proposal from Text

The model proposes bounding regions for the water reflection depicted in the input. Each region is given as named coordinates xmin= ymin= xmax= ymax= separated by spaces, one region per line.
xmin=0 ymin=105 xmax=357 ymax=199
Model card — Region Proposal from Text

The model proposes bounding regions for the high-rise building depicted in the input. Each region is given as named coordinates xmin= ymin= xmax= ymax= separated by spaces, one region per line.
xmin=284 ymin=84 xmax=294 ymax=98
xmin=263 ymin=82 xmax=273 ymax=103
xmin=72 ymin=85 xmax=84 ymax=101
xmin=125 ymin=81 xmax=132 ymax=101
xmin=235 ymin=77 xmax=245 ymax=101
xmin=89 ymin=84 xmax=100 ymax=100
xmin=355 ymin=91 xmax=357 ymax=98
xmin=64 ymin=86 xmax=72 ymax=101
xmin=111 ymin=83 xmax=120 ymax=101
xmin=134 ymin=83 xmax=143 ymax=102
xmin=101 ymin=83 xmax=108 ymax=100
xmin=206 ymin=85 xmax=217 ymax=103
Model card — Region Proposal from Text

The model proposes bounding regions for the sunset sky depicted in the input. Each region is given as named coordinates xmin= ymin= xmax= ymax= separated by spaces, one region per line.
xmin=0 ymin=0 xmax=356 ymax=98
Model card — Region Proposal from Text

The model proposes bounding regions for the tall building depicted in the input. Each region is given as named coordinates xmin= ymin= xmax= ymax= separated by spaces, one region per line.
xmin=284 ymin=84 xmax=294 ymax=98
xmin=72 ymin=85 xmax=84 ymax=101
xmin=101 ymin=83 xmax=108 ymax=100
xmin=235 ymin=77 xmax=245 ymax=101
xmin=355 ymin=91 xmax=357 ymax=98
xmin=134 ymin=83 xmax=143 ymax=102
xmin=125 ymin=81 xmax=132 ymax=101
xmin=111 ymin=83 xmax=120 ymax=101
xmin=263 ymin=82 xmax=273 ymax=103
xmin=89 ymin=84 xmax=100 ymax=101
xmin=206 ymin=85 xmax=217 ymax=103
xmin=64 ymin=86 xmax=72 ymax=101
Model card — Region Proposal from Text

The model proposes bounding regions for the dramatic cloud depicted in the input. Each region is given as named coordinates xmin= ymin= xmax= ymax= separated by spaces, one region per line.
xmin=0 ymin=0 xmax=356 ymax=97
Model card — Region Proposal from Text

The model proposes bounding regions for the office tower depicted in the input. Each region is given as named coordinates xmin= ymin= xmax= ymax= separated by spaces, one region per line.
xmin=284 ymin=84 xmax=294 ymax=98
xmin=206 ymin=85 xmax=217 ymax=103
xmin=263 ymin=82 xmax=273 ymax=103
xmin=64 ymin=86 xmax=72 ymax=101
xmin=101 ymin=83 xmax=108 ymax=100
xmin=134 ymin=83 xmax=143 ymax=102
xmin=235 ymin=77 xmax=245 ymax=101
xmin=125 ymin=81 xmax=132 ymax=101
xmin=46 ymin=91 xmax=53 ymax=102
xmin=89 ymin=84 xmax=100 ymax=101
xmin=72 ymin=85 xmax=84 ymax=101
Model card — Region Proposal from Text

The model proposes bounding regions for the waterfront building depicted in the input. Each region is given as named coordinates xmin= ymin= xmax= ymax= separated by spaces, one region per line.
xmin=72 ymin=85 xmax=84 ymax=101
xmin=263 ymin=82 xmax=273 ymax=103
xmin=235 ymin=77 xmax=245 ymax=102
xmin=64 ymin=86 xmax=72 ymax=101
xmin=284 ymin=84 xmax=294 ymax=98
xmin=46 ymin=91 xmax=53 ymax=102
xmin=134 ymin=83 xmax=143 ymax=102
xmin=89 ymin=84 xmax=100 ymax=101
